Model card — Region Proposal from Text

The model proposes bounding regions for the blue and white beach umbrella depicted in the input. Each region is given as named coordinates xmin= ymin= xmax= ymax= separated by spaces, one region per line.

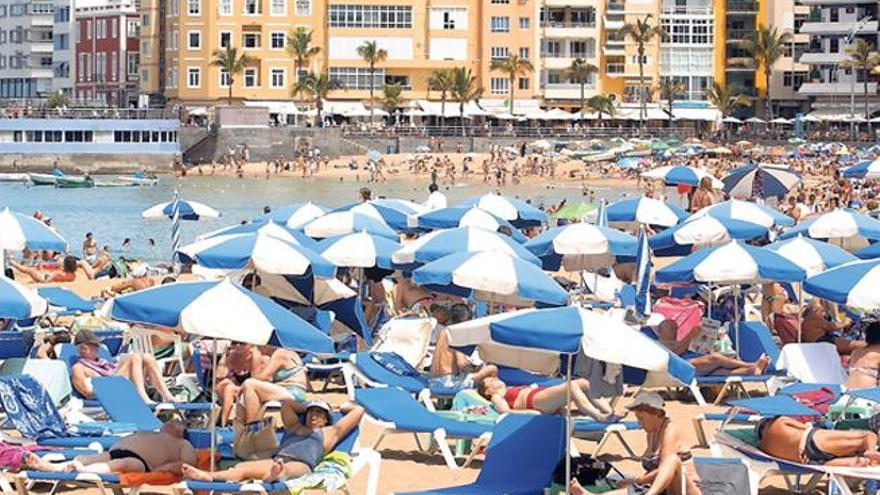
xmin=106 ymin=278 xmax=334 ymax=352
xmin=635 ymin=226 xmax=652 ymax=316
xmin=640 ymin=165 xmax=723 ymax=188
xmin=447 ymin=306 xmax=695 ymax=383
xmin=655 ymin=241 xmax=805 ymax=284
xmin=649 ymin=216 xmax=768 ymax=251
xmin=142 ymin=199 xmax=220 ymax=221
xmin=392 ymin=227 xmax=541 ymax=268
xmin=176 ymin=230 xmax=336 ymax=277
xmin=778 ymin=208 xmax=880 ymax=249
xmin=804 ymin=260 xmax=880 ymax=310
xmin=412 ymin=251 xmax=568 ymax=307
xmin=334 ymin=200 xmax=427 ymax=232
xmin=317 ymin=231 xmax=401 ymax=269
xmin=303 ymin=211 xmax=398 ymax=240
xmin=606 ymin=196 xmax=688 ymax=228
xmin=0 ymin=276 xmax=48 ymax=319
xmin=842 ymin=159 xmax=880 ymax=180
xmin=198 ymin=221 xmax=319 ymax=251
xmin=415 ymin=206 xmax=528 ymax=243
xmin=458 ymin=193 xmax=547 ymax=227
xmin=171 ymin=190 xmax=181 ymax=259
xmin=767 ymin=236 xmax=857 ymax=277
xmin=0 ymin=208 xmax=67 ymax=252
xmin=525 ymin=223 xmax=638 ymax=271
xmin=257 ymin=203 xmax=328 ymax=229
xmin=690 ymin=199 xmax=795 ymax=228
xmin=722 ymin=163 xmax=802 ymax=198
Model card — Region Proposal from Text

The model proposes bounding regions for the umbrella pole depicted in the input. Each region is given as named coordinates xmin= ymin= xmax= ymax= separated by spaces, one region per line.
xmin=734 ymin=285 xmax=741 ymax=356
xmin=797 ymin=284 xmax=803 ymax=343
xmin=564 ymin=355 xmax=573 ymax=495
xmin=210 ymin=341 xmax=219 ymax=471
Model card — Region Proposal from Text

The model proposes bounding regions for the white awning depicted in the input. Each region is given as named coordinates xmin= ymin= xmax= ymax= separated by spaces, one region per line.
xmin=805 ymin=110 xmax=865 ymax=122
xmin=187 ymin=107 xmax=208 ymax=116
xmin=324 ymin=101 xmax=389 ymax=117
xmin=243 ymin=101 xmax=302 ymax=115
xmin=615 ymin=107 xmax=670 ymax=121
xmin=416 ymin=100 xmax=488 ymax=118
xmin=542 ymin=108 xmax=578 ymax=120
xmin=671 ymin=107 xmax=721 ymax=122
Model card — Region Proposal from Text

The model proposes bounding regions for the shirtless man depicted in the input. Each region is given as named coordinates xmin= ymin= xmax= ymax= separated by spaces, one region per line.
xmin=758 ymin=416 xmax=880 ymax=466
xmin=26 ymin=420 xmax=196 ymax=474
xmin=801 ymin=299 xmax=863 ymax=354
xmin=104 ymin=265 xmax=156 ymax=295
xmin=655 ymin=320 xmax=770 ymax=376
xmin=392 ymin=272 xmax=434 ymax=316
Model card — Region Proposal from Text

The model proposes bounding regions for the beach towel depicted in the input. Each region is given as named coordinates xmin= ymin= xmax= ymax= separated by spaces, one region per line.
xmin=371 ymin=352 xmax=428 ymax=385
xmin=0 ymin=442 xmax=52 ymax=472
xmin=119 ymin=448 xmax=216 ymax=486
xmin=0 ymin=376 xmax=67 ymax=440
xmin=285 ymin=451 xmax=352 ymax=494
xmin=452 ymin=389 xmax=499 ymax=419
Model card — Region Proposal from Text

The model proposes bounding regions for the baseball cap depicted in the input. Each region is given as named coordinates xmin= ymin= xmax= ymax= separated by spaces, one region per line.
xmin=74 ymin=329 xmax=101 ymax=346
xmin=304 ymin=400 xmax=333 ymax=423
xmin=625 ymin=391 xmax=665 ymax=412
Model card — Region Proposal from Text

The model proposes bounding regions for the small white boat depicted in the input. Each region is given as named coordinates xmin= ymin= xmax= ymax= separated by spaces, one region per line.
xmin=116 ymin=174 xmax=159 ymax=186
xmin=28 ymin=173 xmax=61 ymax=185
xmin=0 ymin=173 xmax=29 ymax=182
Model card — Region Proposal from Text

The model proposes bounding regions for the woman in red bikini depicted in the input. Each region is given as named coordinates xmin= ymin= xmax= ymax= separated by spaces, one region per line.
xmin=476 ymin=376 xmax=619 ymax=421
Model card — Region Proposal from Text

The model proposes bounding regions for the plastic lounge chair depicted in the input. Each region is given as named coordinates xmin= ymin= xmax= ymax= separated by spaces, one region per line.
xmin=354 ymin=387 xmax=493 ymax=469
xmin=92 ymin=376 xmax=211 ymax=430
xmin=776 ymin=342 xmax=848 ymax=385
xmin=37 ymin=287 xmax=98 ymax=316
xmin=343 ymin=352 xmax=462 ymax=407
xmin=57 ymin=343 xmax=116 ymax=407
xmin=14 ymin=471 xmax=126 ymax=495
xmin=693 ymin=457 xmax=758 ymax=495
xmin=0 ymin=331 xmax=32 ymax=359
xmin=391 ymin=414 xmax=566 ymax=495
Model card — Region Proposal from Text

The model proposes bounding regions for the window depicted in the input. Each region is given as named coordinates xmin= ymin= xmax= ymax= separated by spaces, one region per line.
xmin=327 ymin=5 xmax=413 ymax=28
xmin=518 ymin=77 xmax=529 ymax=90
xmin=187 ymin=67 xmax=201 ymax=87
xmin=244 ymin=68 xmax=258 ymax=87
xmin=244 ymin=0 xmax=261 ymax=14
xmin=830 ymin=38 xmax=839 ymax=52
xmin=443 ymin=11 xmax=455 ymax=29
xmin=329 ymin=67 xmax=384 ymax=89
xmin=270 ymin=68 xmax=285 ymax=87
xmin=187 ymin=30 xmax=201 ymax=49
xmin=111 ymin=18 xmax=118 ymax=38
xmin=96 ymin=19 xmax=105 ymax=39
xmin=519 ymin=17 xmax=530 ymax=29
xmin=219 ymin=31 xmax=232 ymax=48
xmin=490 ymin=16 xmax=509 ymax=32
xmin=169 ymin=30 xmax=178 ymax=49
xmin=783 ymin=71 xmax=808 ymax=90
xmin=219 ymin=69 xmax=231 ymax=87
xmin=219 ymin=0 xmax=233 ymax=15
xmin=271 ymin=0 xmax=285 ymax=15
xmin=169 ymin=0 xmax=178 ymax=16
xmin=243 ymin=33 xmax=260 ymax=48
xmin=187 ymin=0 xmax=200 ymax=15
xmin=86 ymin=19 xmax=92 ymax=40
xmin=660 ymin=17 xmax=713 ymax=45
xmin=270 ymin=31 xmax=285 ymax=49
xmin=78 ymin=53 xmax=87 ymax=81
xmin=519 ymin=47 xmax=529 ymax=58
xmin=385 ymin=74 xmax=410 ymax=89
xmin=490 ymin=77 xmax=509 ymax=94
xmin=142 ymin=13 xmax=150 ymax=27
xmin=127 ymin=53 xmax=138 ymax=75
xmin=111 ymin=51 xmax=117 ymax=80
xmin=490 ymin=46 xmax=509 ymax=59
xmin=295 ymin=0 xmax=311 ymax=15
xmin=491 ymin=0 xmax=509 ymax=3
xmin=128 ymin=20 xmax=139 ymax=37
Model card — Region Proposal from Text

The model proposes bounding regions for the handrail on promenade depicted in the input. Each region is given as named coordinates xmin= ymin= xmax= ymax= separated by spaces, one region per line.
xmin=0 ymin=107 xmax=171 ymax=120
xmin=340 ymin=125 xmax=697 ymax=139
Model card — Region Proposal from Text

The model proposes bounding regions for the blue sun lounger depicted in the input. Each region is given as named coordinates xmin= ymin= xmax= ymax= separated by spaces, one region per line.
xmin=343 ymin=352 xmax=464 ymax=406
xmin=355 ymin=387 xmax=494 ymax=469
xmin=92 ymin=376 xmax=211 ymax=431
xmin=392 ymin=414 xmax=566 ymax=495
xmin=37 ymin=287 xmax=99 ymax=316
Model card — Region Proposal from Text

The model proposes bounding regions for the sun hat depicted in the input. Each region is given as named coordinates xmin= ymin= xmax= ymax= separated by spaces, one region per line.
xmin=625 ymin=391 xmax=665 ymax=412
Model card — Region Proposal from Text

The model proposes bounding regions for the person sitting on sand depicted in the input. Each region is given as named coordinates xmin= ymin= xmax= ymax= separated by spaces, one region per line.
xmin=477 ymin=375 xmax=619 ymax=421
xmin=26 ymin=420 xmax=195 ymax=474
xmin=847 ymin=319 xmax=880 ymax=389
xmin=71 ymin=329 xmax=177 ymax=403
xmin=182 ymin=400 xmax=363 ymax=482
xmin=757 ymin=415 xmax=880 ymax=466
xmin=10 ymin=256 xmax=94 ymax=283
xmin=654 ymin=320 xmax=770 ymax=376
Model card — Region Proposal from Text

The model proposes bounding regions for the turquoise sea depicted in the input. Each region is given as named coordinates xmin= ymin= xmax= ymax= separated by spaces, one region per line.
xmin=0 ymin=176 xmax=638 ymax=262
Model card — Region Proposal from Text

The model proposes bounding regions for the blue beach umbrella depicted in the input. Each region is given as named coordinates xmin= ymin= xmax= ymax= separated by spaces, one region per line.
xmin=0 ymin=208 xmax=67 ymax=252
xmin=722 ymin=163 xmax=801 ymax=198
xmin=842 ymin=159 xmax=880 ymax=180
xmin=655 ymin=241 xmax=805 ymax=285
xmin=690 ymin=199 xmax=794 ymax=228
xmin=804 ymin=259 xmax=880 ymax=310
xmin=392 ymin=227 xmax=541 ymax=269
xmin=142 ymin=199 xmax=220 ymax=221
xmin=415 ymin=206 xmax=528 ymax=243
xmin=606 ymin=196 xmax=688 ymax=228
xmin=649 ymin=216 xmax=768 ymax=251
xmin=525 ymin=223 xmax=637 ymax=271
xmin=303 ymin=211 xmax=398 ymax=240
xmin=634 ymin=226 xmax=652 ymax=316
xmin=106 ymin=278 xmax=334 ymax=352
xmin=412 ymin=251 xmax=568 ymax=307
xmin=0 ymin=276 xmax=48 ymax=319
xmin=198 ymin=220 xmax=319 ymax=251
xmin=767 ymin=236 xmax=857 ymax=277
xmin=333 ymin=200 xmax=426 ymax=232
xmin=778 ymin=208 xmax=880 ymax=248
xmin=256 ymin=203 xmax=328 ymax=229
xmin=640 ymin=165 xmax=723 ymax=187
xmin=317 ymin=231 xmax=401 ymax=269
xmin=458 ymin=193 xmax=547 ymax=227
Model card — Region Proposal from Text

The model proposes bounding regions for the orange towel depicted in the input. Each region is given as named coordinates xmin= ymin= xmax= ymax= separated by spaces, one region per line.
xmin=118 ymin=449 xmax=218 ymax=486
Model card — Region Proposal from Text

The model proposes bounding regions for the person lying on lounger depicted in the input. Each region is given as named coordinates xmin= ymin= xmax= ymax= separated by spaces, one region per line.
xmin=26 ymin=420 xmax=195 ymax=474
xmin=655 ymin=320 xmax=770 ymax=376
xmin=477 ymin=375 xmax=619 ymax=421
xmin=182 ymin=400 xmax=364 ymax=482
xmin=757 ymin=415 xmax=880 ymax=466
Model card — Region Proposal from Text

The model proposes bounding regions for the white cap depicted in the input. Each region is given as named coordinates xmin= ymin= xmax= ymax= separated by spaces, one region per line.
xmin=131 ymin=265 xmax=148 ymax=278
xmin=625 ymin=391 xmax=665 ymax=412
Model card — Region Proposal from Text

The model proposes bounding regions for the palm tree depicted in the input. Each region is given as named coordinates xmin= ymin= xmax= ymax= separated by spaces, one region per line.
xmin=451 ymin=67 xmax=483 ymax=137
xmin=705 ymin=81 xmax=751 ymax=117
xmin=621 ymin=15 xmax=663 ymax=125
xmin=563 ymin=58 xmax=598 ymax=119
xmin=380 ymin=83 xmax=404 ymax=117
xmin=293 ymin=71 xmax=344 ymax=127
xmin=655 ymin=79 xmax=685 ymax=128
xmin=740 ymin=25 xmax=793 ymax=120
xmin=286 ymin=27 xmax=321 ymax=96
xmin=356 ymin=40 xmax=388 ymax=124
xmin=427 ymin=69 xmax=454 ymax=129
xmin=585 ymin=94 xmax=615 ymax=124
xmin=488 ymin=54 xmax=534 ymax=116
xmin=211 ymin=46 xmax=254 ymax=106
xmin=842 ymin=38 xmax=879 ymax=119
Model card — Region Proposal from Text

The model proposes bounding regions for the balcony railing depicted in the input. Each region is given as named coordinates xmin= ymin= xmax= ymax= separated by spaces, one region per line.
xmin=540 ymin=21 xmax=596 ymax=28
xmin=606 ymin=63 xmax=625 ymax=74
xmin=540 ymin=51 xmax=596 ymax=58
xmin=606 ymin=2 xmax=624 ymax=11
xmin=726 ymin=29 xmax=751 ymax=40
xmin=727 ymin=1 xmax=759 ymax=12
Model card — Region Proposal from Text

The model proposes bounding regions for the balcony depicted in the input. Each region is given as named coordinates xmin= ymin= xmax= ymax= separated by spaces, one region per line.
xmin=800 ymin=81 xmax=877 ymax=94
xmin=606 ymin=2 xmax=624 ymax=12
xmin=606 ymin=62 xmax=625 ymax=75
xmin=799 ymin=51 xmax=848 ymax=64
xmin=540 ymin=21 xmax=597 ymax=29
xmin=604 ymin=42 xmax=625 ymax=55
xmin=726 ymin=29 xmax=752 ymax=41
xmin=604 ymin=16 xmax=625 ymax=29
xmin=799 ymin=20 xmax=879 ymax=34
xmin=727 ymin=1 xmax=759 ymax=13
xmin=30 ymin=42 xmax=53 ymax=53
xmin=726 ymin=57 xmax=756 ymax=71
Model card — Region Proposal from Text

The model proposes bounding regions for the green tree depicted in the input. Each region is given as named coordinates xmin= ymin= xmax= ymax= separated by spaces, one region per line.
xmin=451 ymin=67 xmax=483 ymax=137
xmin=356 ymin=40 xmax=388 ymax=124
xmin=740 ymin=25 xmax=793 ymax=119
xmin=585 ymin=94 xmax=616 ymax=123
xmin=211 ymin=45 xmax=255 ymax=106
xmin=380 ymin=83 xmax=404 ymax=116
xmin=563 ymin=58 xmax=598 ymax=119
xmin=46 ymin=91 xmax=70 ymax=109
xmin=293 ymin=71 xmax=344 ymax=127
xmin=286 ymin=27 xmax=321 ymax=99
xmin=842 ymin=38 xmax=879 ymax=119
xmin=655 ymin=78 xmax=686 ymax=128
xmin=427 ymin=69 xmax=455 ymax=129
xmin=489 ymin=54 xmax=534 ymax=116
xmin=621 ymin=15 xmax=663 ymax=125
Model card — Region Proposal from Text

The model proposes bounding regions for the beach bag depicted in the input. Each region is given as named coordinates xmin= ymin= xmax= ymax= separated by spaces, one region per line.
xmin=653 ymin=297 xmax=703 ymax=340
xmin=552 ymin=455 xmax=611 ymax=486
xmin=788 ymin=387 xmax=836 ymax=418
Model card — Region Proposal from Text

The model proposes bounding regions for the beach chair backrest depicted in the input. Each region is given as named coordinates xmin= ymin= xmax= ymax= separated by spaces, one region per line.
xmin=0 ymin=332 xmax=29 ymax=359
xmin=372 ymin=316 xmax=435 ymax=367
xmin=93 ymin=376 xmax=163 ymax=430
xmin=0 ymin=358 xmax=71 ymax=407
xmin=733 ymin=321 xmax=780 ymax=372
xmin=37 ymin=287 xmax=97 ymax=314
xmin=354 ymin=352 xmax=429 ymax=393
xmin=58 ymin=343 xmax=114 ymax=398
xmin=694 ymin=457 xmax=755 ymax=495
xmin=777 ymin=343 xmax=847 ymax=385
xmin=0 ymin=375 xmax=68 ymax=440
xmin=476 ymin=414 xmax=566 ymax=488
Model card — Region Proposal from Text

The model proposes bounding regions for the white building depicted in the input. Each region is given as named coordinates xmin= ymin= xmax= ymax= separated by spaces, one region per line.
xmin=0 ymin=0 xmax=56 ymax=98
xmin=659 ymin=0 xmax=715 ymax=101
xmin=52 ymin=0 xmax=73 ymax=96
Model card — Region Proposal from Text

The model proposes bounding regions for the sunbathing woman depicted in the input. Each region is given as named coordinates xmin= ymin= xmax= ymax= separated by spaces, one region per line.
xmin=656 ymin=320 xmax=770 ymax=376
xmin=477 ymin=376 xmax=618 ymax=421
xmin=758 ymin=415 xmax=880 ymax=466
xmin=10 ymin=256 xmax=94 ymax=283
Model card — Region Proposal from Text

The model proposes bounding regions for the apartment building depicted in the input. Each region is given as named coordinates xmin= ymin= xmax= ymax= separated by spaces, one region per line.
xmin=0 ymin=0 xmax=55 ymax=99
xmin=767 ymin=0 xmax=810 ymax=116
xmin=73 ymin=0 xmax=140 ymax=105
xmin=138 ymin=0 xmax=165 ymax=106
xmin=536 ymin=0 xmax=600 ymax=105
xmin=52 ymin=0 xmax=74 ymax=96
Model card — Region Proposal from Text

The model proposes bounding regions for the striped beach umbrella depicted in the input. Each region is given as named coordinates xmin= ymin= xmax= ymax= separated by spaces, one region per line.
xmin=525 ymin=223 xmax=638 ymax=270
xmin=0 ymin=208 xmax=67 ymax=252
xmin=655 ymin=241 xmax=805 ymax=285
xmin=690 ymin=199 xmax=795 ymax=228
xmin=640 ymin=165 xmax=723 ymax=188
xmin=303 ymin=211 xmax=397 ymax=240
xmin=722 ymin=163 xmax=801 ymax=198
xmin=804 ymin=260 xmax=880 ymax=310
xmin=0 ymin=276 xmax=48 ymax=319
xmin=257 ymin=203 xmax=328 ymax=229
xmin=778 ymin=208 xmax=880 ymax=251
xmin=634 ymin=226 xmax=652 ymax=316
xmin=415 ymin=206 xmax=528 ymax=243
xmin=649 ymin=216 xmax=768 ymax=251
xmin=767 ymin=236 xmax=857 ymax=277
xmin=334 ymin=200 xmax=427 ymax=232
xmin=198 ymin=220 xmax=319 ymax=251
xmin=392 ymin=227 xmax=541 ymax=268
xmin=842 ymin=159 xmax=880 ymax=180
xmin=142 ymin=198 xmax=220 ymax=221
xmin=317 ymin=231 xmax=401 ymax=269
xmin=606 ymin=196 xmax=688 ymax=227
xmin=458 ymin=193 xmax=547 ymax=227
xmin=171 ymin=190 xmax=181 ymax=262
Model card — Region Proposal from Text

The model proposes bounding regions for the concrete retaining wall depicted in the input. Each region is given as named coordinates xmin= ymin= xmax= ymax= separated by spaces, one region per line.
xmin=0 ymin=153 xmax=173 ymax=173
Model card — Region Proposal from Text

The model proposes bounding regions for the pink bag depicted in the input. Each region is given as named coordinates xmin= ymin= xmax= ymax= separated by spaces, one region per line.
xmin=653 ymin=297 xmax=704 ymax=340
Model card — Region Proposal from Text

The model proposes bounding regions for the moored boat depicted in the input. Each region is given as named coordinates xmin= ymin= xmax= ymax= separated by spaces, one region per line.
xmin=116 ymin=173 xmax=159 ymax=186
xmin=55 ymin=175 xmax=95 ymax=189
xmin=0 ymin=173 xmax=29 ymax=182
